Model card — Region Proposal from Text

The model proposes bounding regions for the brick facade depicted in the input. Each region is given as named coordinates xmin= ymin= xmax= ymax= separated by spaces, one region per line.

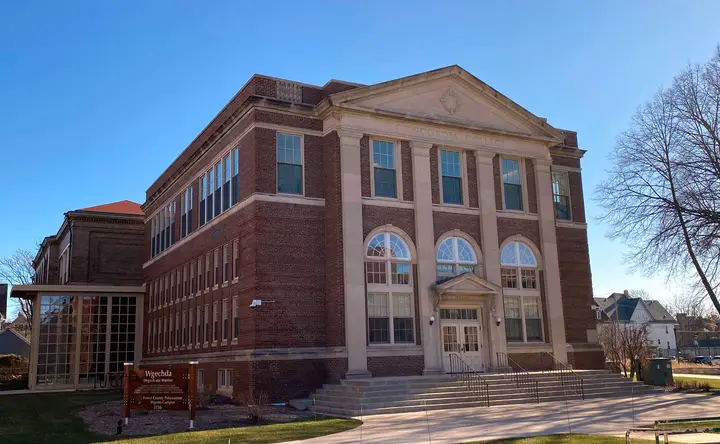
xmin=141 ymin=68 xmax=601 ymax=402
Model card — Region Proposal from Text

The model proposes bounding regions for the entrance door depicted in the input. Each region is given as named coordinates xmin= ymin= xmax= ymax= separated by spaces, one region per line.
xmin=440 ymin=308 xmax=485 ymax=373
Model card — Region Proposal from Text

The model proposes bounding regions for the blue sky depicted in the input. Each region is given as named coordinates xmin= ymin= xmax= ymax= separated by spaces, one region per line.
xmin=2 ymin=1 xmax=719 ymax=318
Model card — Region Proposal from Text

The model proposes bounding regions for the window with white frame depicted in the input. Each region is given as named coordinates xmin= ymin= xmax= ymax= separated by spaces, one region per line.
xmin=233 ymin=296 xmax=239 ymax=339
xmin=212 ymin=301 xmax=219 ymax=343
xmin=551 ymin=171 xmax=571 ymax=220
xmin=197 ymin=368 xmax=204 ymax=392
xmin=223 ymin=153 xmax=231 ymax=212
xmin=232 ymin=147 xmax=240 ymax=205
xmin=206 ymin=167 xmax=215 ymax=223
xmin=214 ymin=161 xmax=222 ymax=217
xmin=170 ymin=272 xmax=176 ymax=301
xmin=181 ymin=310 xmax=187 ymax=347
xmin=147 ymin=320 xmax=153 ymax=354
xmin=501 ymin=241 xmax=542 ymax=343
xmin=196 ymin=306 xmax=202 ymax=344
xmin=182 ymin=264 xmax=188 ymax=298
xmin=164 ymin=274 xmax=170 ymax=304
xmin=365 ymin=231 xmax=414 ymax=344
xmin=440 ymin=150 xmax=463 ymax=205
xmin=189 ymin=308 xmax=194 ymax=347
xmin=205 ymin=253 xmax=211 ymax=289
xmin=169 ymin=314 xmax=175 ymax=348
xmin=163 ymin=316 xmax=168 ymax=349
xmin=182 ymin=186 xmax=193 ymax=238
xmin=233 ymin=238 xmax=239 ymax=279
xmin=199 ymin=174 xmax=207 ymax=226
xmin=203 ymin=304 xmax=210 ymax=345
xmin=151 ymin=202 xmax=176 ymax=258
xmin=190 ymin=261 xmax=196 ymax=295
xmin=222 ymin=299 xmax=228 ymax=342
xmin=277 ymin=133 xmax=303 ymax=194
xmin=213 ymin=248 xmax=220 ymax=286
xmin=197 ymin=257 xmax=204 ymax=292
xmin=175 ymin=269 xmax=181 ymax=301
xmin=372 ymin=140 xmax=397 ymax=198
xmin=218 ymin=368 xmax=232 ymax=391
xmin=436 ymin=236 xmax=478 ymax=278
xmin=501 ymin=158 xmax=523 ymax=211
xmin=222 ymin=244 xmax=229 ymax=283
xmin=175 ymin=312 xmax=180 ymax=348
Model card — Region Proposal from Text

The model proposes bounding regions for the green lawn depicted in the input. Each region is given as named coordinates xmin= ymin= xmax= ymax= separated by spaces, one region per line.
xmin=653 ymin=420 xmax=720 ymax=431
xmin=673 ymin=376 xmax=720 ymax=389
xmin=0 ymin=391 xmax=359 ymax=444
xmin=478 ymin=434 xmax=655 ymax=443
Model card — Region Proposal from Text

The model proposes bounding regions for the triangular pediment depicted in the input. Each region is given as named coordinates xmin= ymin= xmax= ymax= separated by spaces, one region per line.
xmin=328 ymin=66 xmax=564 ymax=142
xmin=435 ymin=273 xmax=501 ymax=295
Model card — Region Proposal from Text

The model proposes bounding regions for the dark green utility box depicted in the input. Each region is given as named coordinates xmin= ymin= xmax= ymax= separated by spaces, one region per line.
xmin=643 ymin=358 xmax=673 ymax=386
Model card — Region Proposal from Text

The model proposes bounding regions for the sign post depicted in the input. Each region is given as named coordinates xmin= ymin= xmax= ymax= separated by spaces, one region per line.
xmin=123 ymin=362 xmax=133 ymax=425
xmin=188 ymin=361 xmax=198 ymax=429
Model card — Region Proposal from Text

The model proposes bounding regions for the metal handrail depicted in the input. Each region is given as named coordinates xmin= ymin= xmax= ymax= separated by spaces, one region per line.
xmin=541 ymin=352 xmax=585 ymax=400
xmin=494 ymin=352 xmax=540 ymax=403
xmin=448 ymin=353 xmax=490 ymax=407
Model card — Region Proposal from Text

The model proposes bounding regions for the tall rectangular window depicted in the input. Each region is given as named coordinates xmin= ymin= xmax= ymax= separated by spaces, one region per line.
xmin=170 ymin=272 xmax=176 ymax=301
xmin=504 ymin=296 xmax=523 ymax=342
xmin=233 ymin=239 xmax=239 ymax=279
xmin=182 ymin=264 xmax=188 ymax=298
xmin=190 ymin=261 xmax=196 ymax=295
xmin=197 ymin=257 xmax=204 ymax=292
xmin=170 ymin=313 xmax=175 ymax=348
xmin=204 ymin=304 xmax=210 ymax=345
xmin=504 ymin=295 xmax=542 ymax=342
xmin=223 ymin=244 xmax=229 ymax=283
xmin=181 ymin=310 xmax=187 ymax=346
xmin=392 ymin=293 xmax=414 ymax=344
xmin=232 ymin=147 xmax=240 ymax=205
xmin=205 ymin=253 xmax=212 ymax=289
xmin=189 ymin=309 xmax=194 ymax=346
xmin=165 ymin=274 xmax=170 ymax=304
xmin=552 ymin=171 xmax=571 ymax=220
xmin=206 ymin=169 xmax=214 ymax=222
xmin=163 ymin=316 xmax=168 ymax=349
xmin=196 ymin=306 xmax=202 ymax=344
xmin=223 ymin=154 xmax=231 ymax=211
xmin=175 ymin=269 xmax=181 ymax=301
xmin=151 ymin=217 xmax=157 ymax=258
xmin=502 ymin=158 xmax=523 ymax=211
xmin=441 ymin=150 xmax=463 ymax=205
xmin=181 ymin=187 xmax=193 ymax=237
xmin=159 ymin=208 xmax=166 ymax=252
xmin=214 ymin=248 xmax=220 ymax=286
xmin=372 ymin=140 xmax=397 ymax=198
xmin=168 ymin=202 xmax=176 ymax=247
xmin=199 ymin=176 xmax=207 ymax=226
xmin=175 ymin=312 xmax=180 ymax=347
xmin=368 ymin=293 xmax=390 ymax=344
xmin=222 ymin=299 xmax=228 ymax=341
xmin=214 ymin=162 xmax=222 ymax=217
xmin=213 ymin=301 xmax=219 ymax=343
xmin=277 ymin=133 xmax=303 ymax=194
xmin=233 ymin=296 xmax=239 ymax=339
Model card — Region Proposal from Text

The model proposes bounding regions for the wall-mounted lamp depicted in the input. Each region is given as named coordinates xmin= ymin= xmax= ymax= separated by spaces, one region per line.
xmin=491 ymin=308 xmax=501 ymax=326
xmin=429 ymin=314 xmax=436 ymax=326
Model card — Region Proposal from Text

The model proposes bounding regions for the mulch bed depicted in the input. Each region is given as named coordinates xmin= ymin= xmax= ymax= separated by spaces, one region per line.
xmin=78 ymin=400 xmax=316 ymax=437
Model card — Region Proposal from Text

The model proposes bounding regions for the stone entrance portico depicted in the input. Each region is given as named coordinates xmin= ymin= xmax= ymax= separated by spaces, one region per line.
xmin=320 ymin=65 xmax=575 ymax=377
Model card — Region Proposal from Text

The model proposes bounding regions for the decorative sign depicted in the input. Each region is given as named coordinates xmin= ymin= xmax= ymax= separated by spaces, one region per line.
xmin=440 ymin=88 xmax=462 ymax=115
xmin=123 ymin=362 xmax=198 ymax=428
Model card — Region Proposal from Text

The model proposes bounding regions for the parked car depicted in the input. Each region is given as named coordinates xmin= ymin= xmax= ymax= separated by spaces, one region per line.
xmin=712 ymin=356 xmax=720 ymax=366
xmin=695 ymin=356 xmax=713 ymax=365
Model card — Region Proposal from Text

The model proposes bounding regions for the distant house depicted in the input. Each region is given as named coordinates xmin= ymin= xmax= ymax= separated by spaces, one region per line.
xmin=594 ymin=291 xmax=677 ymax=353
xmin=0 ymin=326 xmax=31 ymax=358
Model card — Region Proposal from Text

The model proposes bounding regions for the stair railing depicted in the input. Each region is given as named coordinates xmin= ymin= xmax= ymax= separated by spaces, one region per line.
xmin=540 ymin=352 xmax=585 ymax=400
xmin=448 ymin=353 xmax=490 ymax=407
xmin=494 ymin=352 xmax=540 ymax=403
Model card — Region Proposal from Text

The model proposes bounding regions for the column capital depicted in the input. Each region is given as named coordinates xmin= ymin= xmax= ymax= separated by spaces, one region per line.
xmin=474 ymin=150 xmax=495 ymax=165
xmin=337 ymin=128 xmax=364 ymax=143
xmin=532 ymin=157 xmax=553 ymax=170
xmin=411 ymin=140 xmax=433 ymax=156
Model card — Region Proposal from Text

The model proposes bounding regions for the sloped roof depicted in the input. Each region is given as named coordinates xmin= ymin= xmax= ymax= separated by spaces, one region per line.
xmin=643 ymin=300 xmax=676 ymax=322
xmin=77 ymin=200 xmax=144 ymax=216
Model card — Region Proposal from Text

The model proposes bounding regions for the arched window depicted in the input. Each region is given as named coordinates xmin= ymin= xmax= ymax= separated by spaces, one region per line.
xmin=500 ymin=241 xmax=542 ymax=343
xmin=500 ymin=241 xmax=537 ymax=289
xmin=436 ymin=236 xmax=478 ymax=278
xmin=365 ymin=231 xmax=414 ymax=345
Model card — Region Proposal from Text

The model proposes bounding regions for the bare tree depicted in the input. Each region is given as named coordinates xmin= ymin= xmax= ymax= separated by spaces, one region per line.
xmin=598 ymin=320 xmax=652 ymax=378
xmin=0 ymin=248 xmax=35 ymax=333
xmin=597 ymin=46 xmax=720 ymax=316
xmin=598 ymin=321 xmax=625 ymax=374
xmin=666 ymin=292 xmax=709 ymax=319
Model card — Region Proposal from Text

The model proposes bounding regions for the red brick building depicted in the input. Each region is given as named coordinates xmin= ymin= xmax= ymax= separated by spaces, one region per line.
xmin=141 ymin=66 xmax=601 ymax=401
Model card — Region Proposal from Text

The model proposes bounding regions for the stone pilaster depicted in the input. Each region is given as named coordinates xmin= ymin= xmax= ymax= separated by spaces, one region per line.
xmin=411 ymin=140 xmax=444 ymax=375
xmin=475 ymin=151 xmax=507 ymax=365
xmin=338 ymin=128 xmax=371 ymax=378
xmin=534 ymin=158 xmax=568 ymax=363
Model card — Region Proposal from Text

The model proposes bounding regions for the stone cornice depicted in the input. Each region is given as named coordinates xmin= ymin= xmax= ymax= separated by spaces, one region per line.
xmin=550 ymin=145 xmax=586 ymax=159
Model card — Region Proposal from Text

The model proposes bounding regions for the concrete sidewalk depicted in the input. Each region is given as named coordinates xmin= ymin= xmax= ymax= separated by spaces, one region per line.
xmin=284 ymin=392 xmax=720 ymax=443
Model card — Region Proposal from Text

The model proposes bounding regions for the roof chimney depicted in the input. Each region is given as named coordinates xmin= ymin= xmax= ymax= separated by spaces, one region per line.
xmin=623 ymin=289 xmax=629 ymax=297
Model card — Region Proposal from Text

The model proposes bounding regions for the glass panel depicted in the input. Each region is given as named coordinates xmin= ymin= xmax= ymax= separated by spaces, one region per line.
xmin=277 ymin=134 xmax=302 ymax=165
xmin=368 ymin=293 xmax=390 ymax=344
xmin=372 ymin=140 xmax=394 ymax=169
xmin=442 ymin=176 xmax=462 ymax=204
xmin=366 ymin=234 xmax=386 ymax=257
xmin=388 ymin=234 xmax=410 ymax=259
xmin=502 ymin=158 xmax=521 ymax=184
xmin=524 ymin=297 xmax=542 ymax=342
xmin=440 ymin=309 xmax=477 ymax=320
xmin=517 ymin=243 xmax=536 ymax=267
xmin=504 ymin=296 xmax=523 ymax=342
xmin=521 ymin=269 xmax=537 ymax=289
xmin=501 ymin=267 xmax=518 ymax=288
xmin=436 ymin=264 xmax=454 ymax=276
xmin=391 ymin=263 xmax=410 ymax=285
xmin=436 ymin=238 xmax=454 ymax=262
xmin=277 ymin=164 xmax=303 ymax=195
xmin=464 ymin=326 xmax=479 ymax=352
xmin=554 ymin=195 xmax=571 ymax=220
xmin=393 ymin=318 xmax=414 ymax=343
xmin=456 ymin=239 xmax=476 ymax=263
xmin=374 ymin=168 xmax=397 ymax=198
xmin=500 ymin=243 xmax=518 ymax=266
xmin=504 ymin=183 xmax=523 ymax=210
xmin=393 ymin=294 xmax=412 ymax=317
xmin=367 ymin=293 xmax=389 ymax=317
xmin=365 ymin=261 xmax=387 ymax=284
xmin=442 ymin=326 xmax=460 ymax=352
xmin=440 ymin=150 xmax=461 ymax=177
